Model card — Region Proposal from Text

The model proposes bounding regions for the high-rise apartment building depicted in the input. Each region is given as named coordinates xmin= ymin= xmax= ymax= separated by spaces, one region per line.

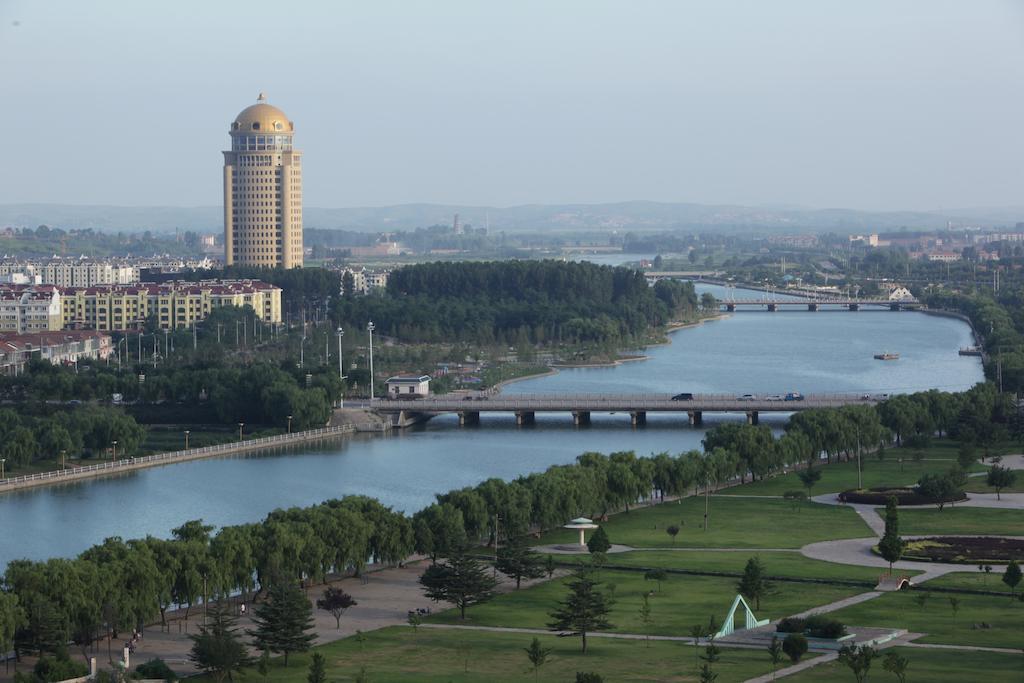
xmin=223 ymin=93 xmax=303 ymax=269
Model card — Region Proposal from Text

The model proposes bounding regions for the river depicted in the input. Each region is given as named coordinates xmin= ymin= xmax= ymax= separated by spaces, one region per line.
xmin=0 ymin=282 xmax=982 ymax=568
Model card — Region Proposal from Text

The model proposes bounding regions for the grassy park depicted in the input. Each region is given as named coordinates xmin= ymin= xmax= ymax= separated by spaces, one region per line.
xmin=827 ymin=590 xmax=1024 ymax=649
xmin=534 ymin=496 xmax=872 ymax=549
xmin=427 ymin=568 xmax=863 ymax=635
xmin=241 ymin=627 xmax=780 ymax=682
xmin=882 ymin=506 xmax=1024 ymax=536
xmin=607 ymin=549 xmax=912 ymax=583
xmin=785 ymin=646 xmax=1024 ymax=683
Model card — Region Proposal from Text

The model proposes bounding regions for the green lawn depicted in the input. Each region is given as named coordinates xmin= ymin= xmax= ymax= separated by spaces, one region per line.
xmin=964 ymin=470 xmax=1024 ymax=494
xmin=925 ymin=571 xmax=1019 ymax=592
xmin=534 ymin=496 xmax=871 ymax=549
xmin=879 ymin=506 xmax=1024 ymax=537
xmin=785 ymin=646 xmax=1024 ymax=683
xmin=719 ymin=444 xmax=985 ymax=497
xmin=428 ymin=568 xmax=865 ymax=636
xmin=606 ymin=549 xmax=914 ymax=583
xmin=229 ymin=626 xmax=778 ymax=683
xmin=827 ymin=589 xmax=1024 ymax=649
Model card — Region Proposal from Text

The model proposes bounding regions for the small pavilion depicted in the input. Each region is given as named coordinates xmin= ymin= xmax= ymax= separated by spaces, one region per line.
xmin=564 ymin=517 xmax=599 ymax=546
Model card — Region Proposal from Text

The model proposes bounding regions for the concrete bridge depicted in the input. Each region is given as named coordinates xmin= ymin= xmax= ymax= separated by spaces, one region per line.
xmin=719 ymin=298 xmax=921 ymax=312
xmin=370 ymin=392 xmax=880 ymax=427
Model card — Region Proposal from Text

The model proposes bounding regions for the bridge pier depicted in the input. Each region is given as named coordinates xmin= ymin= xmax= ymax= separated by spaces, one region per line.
xmin=515 ymin=411 xmax=535 ymax=426
xmin=808 ymin=303 xmax=818 ymax=311
xmin=572 ymin=410 xmax=591 ymax=426
xmin=458 ymin=411 xmax=480 ymax=426
xmin=688 ymin=411 xmax=703 ymax=426
xmin=630 ymin=411 xmax=646 ymax=426
xmin=746 ymin=411 xmax=759 ymax=425
xmin=890 ymin=303 xmax=901 ymax=311
xmin=848 ymin=303 xmax=860 ymax=311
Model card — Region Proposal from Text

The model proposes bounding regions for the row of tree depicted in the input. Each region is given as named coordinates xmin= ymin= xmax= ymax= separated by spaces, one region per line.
xmin=0 ymin=496 xmax=411 ymax=665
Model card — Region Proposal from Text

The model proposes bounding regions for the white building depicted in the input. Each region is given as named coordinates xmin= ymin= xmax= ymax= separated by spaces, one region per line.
xmin=339 ymin=267 xmax=390 ymax=295
xmin=0 ymin=285 xmax=62 ymax=333
xmin=385 ymin=375 xmax=431 ymax=399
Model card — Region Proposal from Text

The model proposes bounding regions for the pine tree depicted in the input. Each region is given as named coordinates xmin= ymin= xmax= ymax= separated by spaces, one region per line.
xmin=188 ymin=601 xmax=254 ymax=683
xmin=495 ymin=537 xmax=546 ymax=589
xmin=1002 ymin=560 xmax=1022 ymax=596
xmin=737 ymin=557 xmax=769 ymax=610
xmin=306 ymin=652 xmax=326 ymax=683
xmin=418 ymin=549 xmax=497 ymax=619
xmin=587 ymin=527 xmax=611 ymax=554
xmin=247 ymin=581 xmax=316 ymax=666
xmin=877 ymin=496 xmax=905 ymax=574
xmin=548 ymin=564 xmax=614 ymax=653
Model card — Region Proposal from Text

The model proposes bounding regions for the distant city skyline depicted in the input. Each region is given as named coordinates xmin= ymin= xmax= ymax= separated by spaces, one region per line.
xmin=1 ymin=1 xmax=1022 ymax=213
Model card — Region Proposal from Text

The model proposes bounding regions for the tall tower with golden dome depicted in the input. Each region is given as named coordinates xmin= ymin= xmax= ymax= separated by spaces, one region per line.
xmin=223 ymin=93 xmax=303 ymax=269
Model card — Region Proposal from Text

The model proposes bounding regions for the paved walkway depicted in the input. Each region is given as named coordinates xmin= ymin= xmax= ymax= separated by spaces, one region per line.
xmin=786 ymin=590 xmax=883 ymax=618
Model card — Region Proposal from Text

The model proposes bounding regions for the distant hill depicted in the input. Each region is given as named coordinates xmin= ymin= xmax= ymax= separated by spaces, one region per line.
xmin=0 ymin=201 xmax=1019 ymax=234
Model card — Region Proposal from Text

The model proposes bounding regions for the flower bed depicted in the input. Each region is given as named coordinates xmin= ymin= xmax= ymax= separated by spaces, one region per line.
xmin=837 ymin=486 xmax=966 ymax=506
xmin=897 ymin=536 xmax=1024 ymax=564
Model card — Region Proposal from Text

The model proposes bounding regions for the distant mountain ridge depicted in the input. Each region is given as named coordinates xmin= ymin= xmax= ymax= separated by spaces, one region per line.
xmin=0 ymin=201 xmax=1019 ymax=234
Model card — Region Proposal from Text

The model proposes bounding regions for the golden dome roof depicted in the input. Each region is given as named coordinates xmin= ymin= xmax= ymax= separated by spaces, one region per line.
xmin=231 ymin=93 xmax=294 ymax=133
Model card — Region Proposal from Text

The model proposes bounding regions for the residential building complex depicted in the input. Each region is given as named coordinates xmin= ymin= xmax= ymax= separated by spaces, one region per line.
xmin=339 ymin=267 xmax=391 ymax=295
xmin=0 ymin=280 xmax=281 ymax=332
xmin=0 ymin=285 xmax=62 ymax=333
xmin=0 ymin=257 xmax=220 ymax=288
xmin=0 ymin=330 xmax=113 ymax=376
xmin=224 ymin=93 xmax=303 ymax=269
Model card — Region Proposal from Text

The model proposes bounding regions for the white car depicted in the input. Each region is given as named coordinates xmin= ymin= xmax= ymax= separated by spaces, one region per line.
xmin=766 ymin=394 xmax=784 ymax=401
xmin=736 ymin=394 xmax=757 ymax=401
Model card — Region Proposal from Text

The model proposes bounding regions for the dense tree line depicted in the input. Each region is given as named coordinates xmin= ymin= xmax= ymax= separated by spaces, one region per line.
xmin=0 ymin=406 xmax=145 ymax=468
xmin=0 ymin=496 xmax=411 ymax=665
xmin=331 ymin=260 xmax=699 ymax=348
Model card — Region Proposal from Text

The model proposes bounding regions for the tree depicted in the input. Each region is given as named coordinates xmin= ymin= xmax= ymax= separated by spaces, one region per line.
xmin=523 ymin=637 xmax=552 ymax=681
xmin=247 ymin=581 xmax=316 ymax=666
xmin=638 ymin=594 xmax=652 ymax=647
xmin=548 ymin=564 xmax=614 ymax=653
xmin=135 ymin=658 xmax=177 ymax=682
xmin=1003 ymin=560 xmax=1022 ymax=596
xmin=986 ymin=465 xmax=1016 ymax=501
xmin=767 ymin=636 xmax=783 ymax=680
xmin=782 ymin=633 xmax=807 ymax=663
xmin=587 ymin=527 xmax=611 ymax=554
xmin=306 ymin=652 xmax=326 ymax=683
xmin=797 ymin=466 xmax=821 ymax=499
xmin=0 ymin=592 xmax=24 ymax=673
xmin=698 ymin=664 xmax=718 ymax=683
xmin=882 ymin=651 xmax=909 ymax=683
xmin=916 ymin=471 xmax=961 ymax=511
xmin=666 ymin=524 xmax=680 ymax=544
xmin=948 ymin=596 xmax=960 ymax=621
xmin=644 ymin=569 xmax=668 ymax=593
xmin=877 ymin=496 xmax=905 ymax=574
xmin=737 ymin=557 xmax=769 ymax=610
xmin=495 ymin=537 xmax=545 ymax=589
xmin=783 ymin=490 xmax=807 ymax=512
xmin=576 ymin=673 xmax=603 ymax=683
xmin=257 ymin=649 xmax=270 ymax=680
xmin=407 ymin=611 xmax=422 ymax=632
xmin=316 ymin=587 xmax=357 ymax=629
xmin=544 ymin=554 xmax=557 ymax=579
xmin=837 ymin=644 xmax=877 ymax=683
xmin=418 ymin=550 xmax=497 ymax=620
xmin=188 ymin=601 xmax=254 ymax=683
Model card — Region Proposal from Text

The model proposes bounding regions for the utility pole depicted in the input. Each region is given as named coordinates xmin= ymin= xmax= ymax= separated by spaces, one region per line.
xmin=367 ymin=321 xmax=376 ymax=400
xmin=493 ymin=515 xmax=500 ymax=578
xmin=337 ymin=327 xmax=345 ymax=408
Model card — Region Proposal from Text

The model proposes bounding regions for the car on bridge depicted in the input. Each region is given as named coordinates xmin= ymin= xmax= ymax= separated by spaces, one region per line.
xmin=736 ymin=394 xmax=757 ymax=401
xmin=671 ymin=392 xmax=694 ymax=401
xmin=784 ymin=392 xmax=804 ymax=401
xmin=766 ymin=394 xmax=784 ymax=401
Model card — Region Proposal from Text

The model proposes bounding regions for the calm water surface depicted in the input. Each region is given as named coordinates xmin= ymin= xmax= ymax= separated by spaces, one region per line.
xmin=0 ymin=284 xmax=982 ymax=568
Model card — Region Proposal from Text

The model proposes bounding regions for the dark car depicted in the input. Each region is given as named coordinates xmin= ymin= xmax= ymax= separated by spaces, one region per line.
xmin=784 ymin=392 xmax=804 ymax=401
xmin=671 ymin=392 xmax=694 ymax=401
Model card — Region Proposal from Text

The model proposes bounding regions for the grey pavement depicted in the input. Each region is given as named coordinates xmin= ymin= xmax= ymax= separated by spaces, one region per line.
xmin=786 ymin=590 xmax=883 ymax=618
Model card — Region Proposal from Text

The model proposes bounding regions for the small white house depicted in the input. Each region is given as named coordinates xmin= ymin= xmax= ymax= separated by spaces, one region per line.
xmin=385 ymin=375 xmax=431 ymax=399
xmin=887 ymin=286 xmax=914 ymax=301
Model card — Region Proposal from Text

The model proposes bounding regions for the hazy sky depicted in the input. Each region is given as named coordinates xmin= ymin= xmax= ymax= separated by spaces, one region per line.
xmin=1 ymin=1 xmax=1023 ymax=211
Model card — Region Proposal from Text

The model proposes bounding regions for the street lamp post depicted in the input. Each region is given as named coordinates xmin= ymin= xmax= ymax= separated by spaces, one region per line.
xmin=337 ymin=327 xmax=345 ymax=408
xmin=60 ymin=450 xmax=66 ymax=470
xmin=238 ymin=422 xmax=244 ymax=441
xmin=367 ymin=321 xmax=376 ymax=401
xmin=111 ymin=440 xmax=118 ymax=461
xmin=299 ymin=335 xmax=306 ymax=369
xmin=1 ymin=458 xmax=5 ymax=479
xmin=184 ymin=430 xmax=190 ymax=450
xmin=287 ymin=415 xmax=293 ymax=434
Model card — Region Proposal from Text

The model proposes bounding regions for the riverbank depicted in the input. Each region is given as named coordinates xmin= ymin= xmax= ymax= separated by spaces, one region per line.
xmin=0 ymin=424 xmax=378 ymax=495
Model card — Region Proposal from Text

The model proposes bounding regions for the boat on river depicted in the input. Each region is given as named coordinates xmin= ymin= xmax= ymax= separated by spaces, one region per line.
xmin=958 ymin=346 xmax=983 ymax=357
xmin=873 ymin=352 xmax=900 ymax=360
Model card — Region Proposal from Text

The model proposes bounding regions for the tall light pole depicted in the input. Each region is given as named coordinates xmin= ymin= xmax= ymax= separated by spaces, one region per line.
xmin=163 ymin=329 xmax=169 ymax=361
xmin=111 ymin=440 xmax=118 ymax=461
xmin=60 ymin=450 xmax=66 ymax=470
xmin=337 ymin=327 xmax=345 ymax=408
xmin=1 ymin=458 xmax=5 ymax=479
xmin=367 ymin=321 xmax=376 ymax=401
xmin=184 ymin=430 xmax=190 ymax=450
xmin=287 ymin=415 xmax=293 ymax=434
xmin=300 ymin=335 xmax=306 ymax=369
xmin=238 ymin=422 xmax=245 ymax=441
